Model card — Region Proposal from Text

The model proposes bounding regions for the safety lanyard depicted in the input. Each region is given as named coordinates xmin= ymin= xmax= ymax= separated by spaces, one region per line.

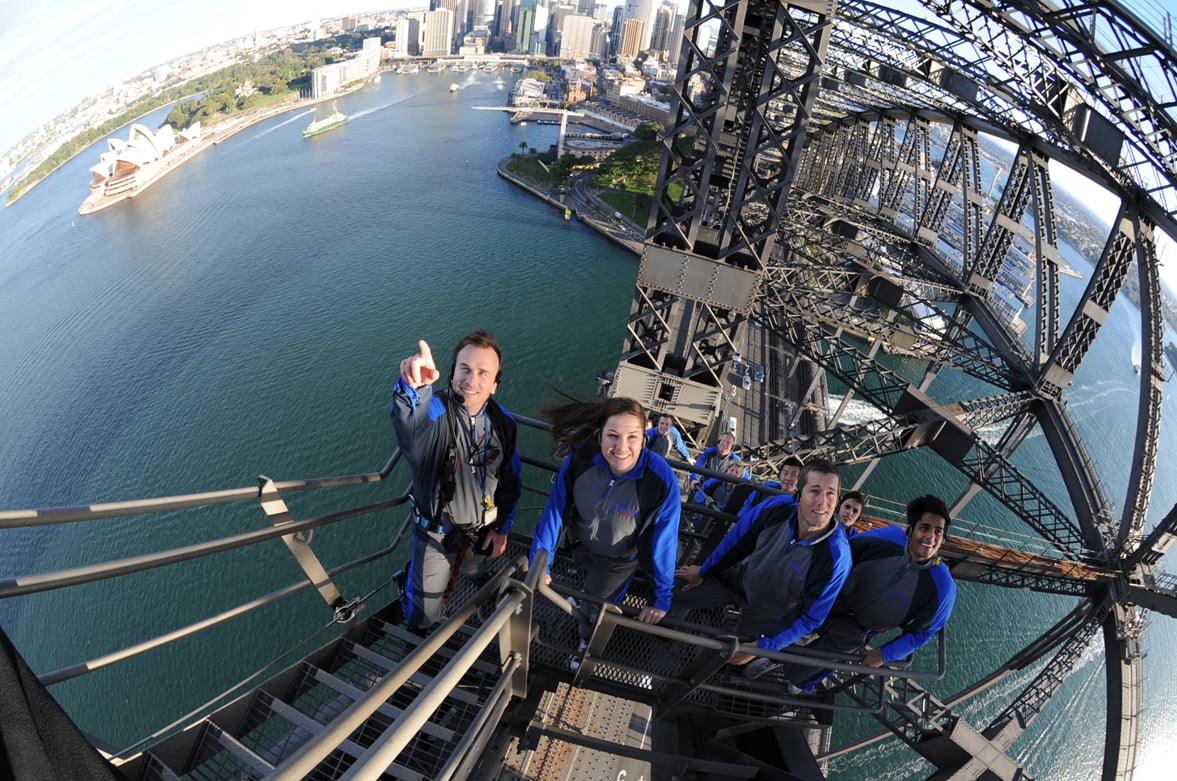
xmin=468 ymin=409 xmax=490 ymax=495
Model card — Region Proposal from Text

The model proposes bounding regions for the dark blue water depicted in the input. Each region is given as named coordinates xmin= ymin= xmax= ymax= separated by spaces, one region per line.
xmin=1 ymin=71 xmax=1174 ymax=779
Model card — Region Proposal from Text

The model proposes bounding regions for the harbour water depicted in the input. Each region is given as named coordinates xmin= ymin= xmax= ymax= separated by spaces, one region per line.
xmin=1 ymin=70 xmax=1175 ymax=778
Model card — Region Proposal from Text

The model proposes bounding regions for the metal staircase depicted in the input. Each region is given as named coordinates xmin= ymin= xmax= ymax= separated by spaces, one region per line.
xmin=117 ymin=591 xmax=521 ymax=781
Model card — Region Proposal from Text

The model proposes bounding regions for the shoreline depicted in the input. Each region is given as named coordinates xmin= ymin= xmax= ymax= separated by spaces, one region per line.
xmin=495 ymin=158 xmax=645 ymax=257
xmin=77 ymin=85 xmax=364 ymax=216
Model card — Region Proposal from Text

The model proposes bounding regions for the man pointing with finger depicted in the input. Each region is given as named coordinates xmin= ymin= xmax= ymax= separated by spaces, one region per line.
xmin=390 ymin=330 xmax=522 ymax=633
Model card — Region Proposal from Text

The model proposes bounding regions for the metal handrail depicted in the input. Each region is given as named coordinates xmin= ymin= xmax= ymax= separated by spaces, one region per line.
xmin=0 ymin=494 xmax=410 ymax=598
xmin=36 ymin=527 xmax=409 ymax=687
xmin=0 ymin=452 xmax=404 ymax=529
xmin=533 ymin=578 xmax=944 ymax=720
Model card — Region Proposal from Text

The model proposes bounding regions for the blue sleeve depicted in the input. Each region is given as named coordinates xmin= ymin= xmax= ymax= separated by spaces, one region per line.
xmin=739 ymin=481 xmax=784 ymax=516
xmin=670 ymin=429 xmax=691 ymax=460
xmin=695 ymin=478 xmax=719 ymax=505
xmin=389 ymin=378 xmax=427 ymax=441
xmin=529 ymin=456 xmax=572 ymax=576
xmin=690 ymin=450 xmax=707 ymax=483
xmin=647 ymin=460 xmax=682 ymax=612
xmin=698 ymin=497 xmax=773 ymax=577
xmin=757 ymin=532 xmax=852 ymax=652
xmin=880 ymin=567 xmax=956 ymax=663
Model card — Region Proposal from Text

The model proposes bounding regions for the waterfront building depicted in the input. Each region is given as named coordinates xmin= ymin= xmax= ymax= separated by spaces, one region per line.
xmin=559 ymin=14 xmax=596 ymax=60
xmin=510 ymin=77 xmax=548 ymax=106
xmin=459 ymin=29 xmax=489 ymax=55
xmin=423 ymin=8 xmax=456 ymax=56
xmin=604 ymin=76 xmax=646 ymax=105
xmin=393 ymin=18 xmax=420 ymax=57
xmin=310 ymin=38 xmax=382 ymax=98
xmin=83 ymin=122 xmax=199 ymax=207
xmin=616 ymin=92 xmax=670 ymax=124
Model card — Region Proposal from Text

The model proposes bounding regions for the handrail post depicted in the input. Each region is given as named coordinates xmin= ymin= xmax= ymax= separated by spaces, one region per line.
xmin=258 ymin=475 xmax=354 ymax=621
xmin=501 ymin=549 xmax=543 ymax=698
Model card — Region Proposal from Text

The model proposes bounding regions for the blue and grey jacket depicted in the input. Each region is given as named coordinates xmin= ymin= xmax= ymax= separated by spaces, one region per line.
xmin=390 ymin=379 xmax=521 ymax=533
xmin=837 ymin=524 xmax=956 ymax=663
xmin=691 ymin=446 xmax=742 ymax=483
xmin=700 ymin=495 xmax=851 ymax=651
xmin=530 ymin=448 xmax=680 ymax=612
xmin=645 ymin=424 xmax=691 ymax=461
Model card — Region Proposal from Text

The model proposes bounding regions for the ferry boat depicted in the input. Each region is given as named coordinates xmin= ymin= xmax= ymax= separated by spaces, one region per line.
xmin=303 ymin=106 xmax=347 ymax=138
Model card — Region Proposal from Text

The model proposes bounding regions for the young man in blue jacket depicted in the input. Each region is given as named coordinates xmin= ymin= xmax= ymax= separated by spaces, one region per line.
xmin=646 ymin=413 xmax=692 ymax=461
xmin=747 ymin=494 xmax=956 ymax=687
xmin=673 ymin=459 xmax=851 ymax=666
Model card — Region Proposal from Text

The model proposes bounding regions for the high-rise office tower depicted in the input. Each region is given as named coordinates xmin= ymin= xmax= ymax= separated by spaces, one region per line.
xmin=623 ymin=0 xmax=657 ymax=52
xmin=515 ymin=0 xmax=536 ymax=53
xmin=498 ymin=0 xmax=518 ymax=35
xmin=423 ymin=8 xmax=455 ymax=55
xmin=609 ymin=5 xmax=624 ymax=58
xmin=619 ymin=18 xmax=644 ymax=59
xmin=394 ymin=18 xmax=420 ymax=56
xmin=667 ymin=11 xmax=685 ymax=66
xmin=471 ymin=0 xmax=495 ymax=29
xmin=650 ymin=5 xmax=673 ymax=57
xmin=560 ymin=14 xmax=595 ymax=59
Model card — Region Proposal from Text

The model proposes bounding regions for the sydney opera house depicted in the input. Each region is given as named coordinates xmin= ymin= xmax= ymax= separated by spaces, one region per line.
xmin=82 ymin=121 xmax=201 ymax=211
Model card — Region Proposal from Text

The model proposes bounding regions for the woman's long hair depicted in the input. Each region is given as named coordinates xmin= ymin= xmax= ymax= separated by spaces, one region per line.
xmin=540 ymin=396 xmax=647 ymax=458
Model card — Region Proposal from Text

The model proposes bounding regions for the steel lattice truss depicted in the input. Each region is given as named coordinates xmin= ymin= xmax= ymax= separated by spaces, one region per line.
xmin=614 ymin=0 xmax=1177 ymax=777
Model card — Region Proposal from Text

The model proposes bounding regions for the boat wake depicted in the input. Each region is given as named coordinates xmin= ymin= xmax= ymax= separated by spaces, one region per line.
xmin=233 ymin=110 xmax=312 ymax=146
xmin=349 ymin=89 xmax=430 ymax=121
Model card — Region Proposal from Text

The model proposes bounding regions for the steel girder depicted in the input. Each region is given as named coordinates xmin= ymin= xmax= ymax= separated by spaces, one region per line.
xmin=767 ymin=254 xmax=1021 ymax=390
xmin=1040 ymin=207 xmax=1139 ymax=397
xmin=1118 ymin=220 xmax=1166 ymax=559
xmin=762 ymin=301 xmax=1091 ymax=556
xmin=987 ymin=604 xmax=1105 ymax=735
xmin=616 ymin=0 xmax=1174 ymax=776
xmin=651 ymin=0 xmax=835 ymax=257
xmin=613 ymin=0 xmax=837 ymax=429
xmin=1128 ymin=503 xmax=1177 ymax=570
xmin=931 ymin=0 xmax=1177 ymax=225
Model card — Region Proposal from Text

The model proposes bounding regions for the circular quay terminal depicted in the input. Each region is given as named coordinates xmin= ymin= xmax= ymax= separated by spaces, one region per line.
xmin=2 ymin=1 xmax=1177 ymax=780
